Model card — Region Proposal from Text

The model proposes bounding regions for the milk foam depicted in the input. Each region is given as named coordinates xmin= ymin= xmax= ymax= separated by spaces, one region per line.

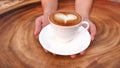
xmin=54 ymin=13 xmax=77 ymax=24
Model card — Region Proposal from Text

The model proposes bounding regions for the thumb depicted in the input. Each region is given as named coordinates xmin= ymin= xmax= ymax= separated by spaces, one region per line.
xmin=34 ymin=17 xmax=42 ymax=35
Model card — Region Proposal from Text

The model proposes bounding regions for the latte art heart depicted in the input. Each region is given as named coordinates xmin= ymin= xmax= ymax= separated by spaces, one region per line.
xmin=49 ymin=11 xmax=81 ymax=26
xmin=54 ymin=13 xmax=77 ymax=24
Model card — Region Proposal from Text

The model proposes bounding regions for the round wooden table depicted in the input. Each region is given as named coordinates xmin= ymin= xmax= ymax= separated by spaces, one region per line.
xmin=0 ymin=0 xmax=120 ymax=68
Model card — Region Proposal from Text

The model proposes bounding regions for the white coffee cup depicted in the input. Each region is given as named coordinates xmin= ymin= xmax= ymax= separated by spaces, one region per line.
xmin=49 ymin=11 xmax=89 ymax=42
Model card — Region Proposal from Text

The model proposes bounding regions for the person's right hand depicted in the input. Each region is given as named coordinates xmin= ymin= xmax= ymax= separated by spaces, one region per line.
xmin=34 ymin=15 xmax=49 ymax=35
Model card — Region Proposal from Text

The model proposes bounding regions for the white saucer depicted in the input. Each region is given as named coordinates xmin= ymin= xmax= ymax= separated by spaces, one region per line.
xmin=39 ymin=24 xmax=91 ymax=55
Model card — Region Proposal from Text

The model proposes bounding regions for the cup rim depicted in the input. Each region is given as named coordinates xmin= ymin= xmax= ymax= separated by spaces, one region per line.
xmin=48 ymin=11 xmax=82 ymax=27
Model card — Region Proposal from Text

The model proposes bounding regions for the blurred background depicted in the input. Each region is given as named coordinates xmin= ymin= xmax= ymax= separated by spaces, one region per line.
xmin=0 ymin=0 xmax=120 ymax=14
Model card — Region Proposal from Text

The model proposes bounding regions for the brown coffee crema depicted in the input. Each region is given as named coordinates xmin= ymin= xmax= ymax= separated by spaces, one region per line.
xmin=49 ymin=11 xmax=82 ymax=26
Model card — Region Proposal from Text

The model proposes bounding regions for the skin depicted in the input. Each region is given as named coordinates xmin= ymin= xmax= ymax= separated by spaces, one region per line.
xmin=34 ymin=0 xmax=97 ymax=58
xmin=75 ymin=0 xmax=96 ymax=41
xmin=34 ymin=0 xmax=58 ymax=35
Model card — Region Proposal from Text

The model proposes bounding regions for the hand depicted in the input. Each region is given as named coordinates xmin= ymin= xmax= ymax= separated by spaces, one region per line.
xmin=86 ymin=19 xmax=97 ymax=41
xmin=34 ymin=15 xmax=49 ymax=35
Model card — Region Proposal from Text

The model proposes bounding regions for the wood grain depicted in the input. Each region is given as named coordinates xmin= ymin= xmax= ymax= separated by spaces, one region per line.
xmin=0 ymin=0 xmax=120 ymax=68
xmin=0 ymin=0 xmax=24 ymax=11
xmin=0 ymin=0 xmax=40 ymax=15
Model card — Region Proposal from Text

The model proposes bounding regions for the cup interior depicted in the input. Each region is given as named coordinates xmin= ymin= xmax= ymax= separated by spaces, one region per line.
xmin=49 ymin=11 xmax=82 ymax=26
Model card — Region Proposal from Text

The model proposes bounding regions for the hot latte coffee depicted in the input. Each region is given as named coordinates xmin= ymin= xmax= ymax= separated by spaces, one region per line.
xmin=49 ymin=11 xmax=82 ymax=26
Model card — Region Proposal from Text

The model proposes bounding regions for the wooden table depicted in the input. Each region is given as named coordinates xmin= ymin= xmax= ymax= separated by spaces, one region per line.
xmin=0 ymin=0 xmax=40 ymax=15
xmin=0 ymin=0 xmax=120 ymax=68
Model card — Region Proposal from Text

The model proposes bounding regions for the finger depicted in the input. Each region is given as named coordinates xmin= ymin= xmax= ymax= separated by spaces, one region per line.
xmin=70 ymin=55 xmax=76 ymax=58
xmin=80 ymin=51 xmax=85 ymax=55
xmin=52 ymin=53 xmax=56 ymax=56
xmin=44 ymin=49 xmax=48 ymax=53
xmin=42 ymin=19 xmax=50 ymax=28
xmin=89 ymin=25 xmax=97 ymax=41
xmin=90 ymin=30 xmax=96 ymax=41
xmin=34 ymin=17 xmax=42 ymax=35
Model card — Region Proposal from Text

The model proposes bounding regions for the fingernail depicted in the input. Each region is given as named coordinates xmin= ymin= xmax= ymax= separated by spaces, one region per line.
xmin=53 ymin=53 xmax=56 ymax=56
xmin=80 ymin=51 xmax=85 ymax=55
xmin=70 ymin=55 xmax=76 ymax=58
xmin=34 ymin=31 xmax=39 ymax=36
xmin=44 ymin=49 xmax=48 ymax=53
